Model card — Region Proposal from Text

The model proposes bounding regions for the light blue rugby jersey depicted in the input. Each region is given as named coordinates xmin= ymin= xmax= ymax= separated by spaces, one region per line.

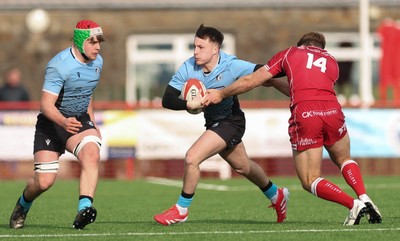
xmin=43 ymin=47 xmax=103 ymax=117
xmin=169 ymin=51 xmax=255 ymax=122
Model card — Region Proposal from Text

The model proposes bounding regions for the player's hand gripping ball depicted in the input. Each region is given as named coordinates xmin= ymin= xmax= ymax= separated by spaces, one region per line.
xmin=180 ymin=78 xmax=206 ymax=114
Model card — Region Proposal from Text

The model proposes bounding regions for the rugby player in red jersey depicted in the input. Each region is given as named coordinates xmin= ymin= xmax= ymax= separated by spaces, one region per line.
xmin=203 ymin=32 xmax=382 ymax=225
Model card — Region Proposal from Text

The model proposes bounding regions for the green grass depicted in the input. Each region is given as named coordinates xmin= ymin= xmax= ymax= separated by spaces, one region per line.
xmin=0 ymin=176 xmax=399 ymax=241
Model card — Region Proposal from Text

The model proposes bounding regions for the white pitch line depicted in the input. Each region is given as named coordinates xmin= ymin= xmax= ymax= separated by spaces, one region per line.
xmin=145 ymin=177 xmax=253 ymax=191
xmin=1 ymin=228 xmax=399 ymax=239
xmin=145 ymin=177 xmax=400 ymax=191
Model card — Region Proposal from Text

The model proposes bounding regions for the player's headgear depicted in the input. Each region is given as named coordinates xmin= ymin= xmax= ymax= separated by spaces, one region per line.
xmin=73 ymin=20 xmax=103 ymax=55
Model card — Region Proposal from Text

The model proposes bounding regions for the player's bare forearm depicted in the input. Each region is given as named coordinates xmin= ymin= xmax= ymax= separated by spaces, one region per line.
xmin=221 ymin=68 xmax=272 ymax=98
xmin=87 ymin=98 xmax=102 ymax=137
xmin=263 ymin=78 xmax=290 ymax=97
xmin=203 ymin=68 xmax=273 ymax=106
xmin=203 ymin=75 xmax=256 ymax=106
xmin=40 ymin=91 xmax=66 ymax=127
xmin=87 ymin=98 xmax=97 ymax=126
xmin=220 ymin=76 xmax=253 ymax=99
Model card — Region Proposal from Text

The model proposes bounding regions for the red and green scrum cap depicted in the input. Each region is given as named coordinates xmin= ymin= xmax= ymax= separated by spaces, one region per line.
xmin=73 ymin=20 xmax=103 ymax=54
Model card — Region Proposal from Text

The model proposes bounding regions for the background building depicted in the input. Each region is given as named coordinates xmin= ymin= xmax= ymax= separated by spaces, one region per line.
xmin=0 ymin=0 xmax=399 ymax=105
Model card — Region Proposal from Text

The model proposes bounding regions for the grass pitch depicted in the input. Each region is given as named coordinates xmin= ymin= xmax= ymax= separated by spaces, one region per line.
xmin=0 ymin=176 xmax=399 ymax=241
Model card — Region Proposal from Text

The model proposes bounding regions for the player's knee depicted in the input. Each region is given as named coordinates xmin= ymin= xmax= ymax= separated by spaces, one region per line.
xmin=34 ymin=175 xmax=56 ymax=191
xmin=37 ymin=179 xmax=55 ymax=191
xmin=232 ymin=164 xmax=250 ymax=176
xmin=232 ymin=168 xmax=245 ymax=175
xmin=73 ymin=135 xmax=101 ymax=157
xmin=184 ymin=153 xmax=196 ymax=166
xmin=184 ymin=150 xmax=201 ymax=167
xmin=82 ymin=145 xmax=101 ymax=161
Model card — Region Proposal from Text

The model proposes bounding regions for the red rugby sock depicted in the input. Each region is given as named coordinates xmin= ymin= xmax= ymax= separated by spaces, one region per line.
xmin=312 ymin=178 xmax=354 ymax=209
xmin=341 ymin=160 xmax=366 ymax=196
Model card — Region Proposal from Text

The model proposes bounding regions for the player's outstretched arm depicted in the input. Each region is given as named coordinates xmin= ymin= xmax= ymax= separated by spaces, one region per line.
xmin=222 ymin=67 xmax=273 ymax=98
xmin=263 ymin=78 xmax=290 ymax=97
xmin=203 ymin=67 xmax=274 ymax=106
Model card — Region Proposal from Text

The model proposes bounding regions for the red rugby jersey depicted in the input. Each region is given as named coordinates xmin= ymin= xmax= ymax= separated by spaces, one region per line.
xmin=265 ymin=46 xmax=339 ymax=106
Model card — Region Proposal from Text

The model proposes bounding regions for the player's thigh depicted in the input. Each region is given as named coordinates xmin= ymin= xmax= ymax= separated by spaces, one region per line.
xmin=186 ymin=129 xmax=226 ymax=165
xmin=66 ymin=129 xmax=101 ymax=154
xmin=293 ymin=147 xmax=323 ymax=185
xmin=325 ymin=132 xmax=351 ymax=166
xmin=34 ymin=150 xmax=60 ymax=162
xmin=220 ymin=142 xmax=249 ymax=170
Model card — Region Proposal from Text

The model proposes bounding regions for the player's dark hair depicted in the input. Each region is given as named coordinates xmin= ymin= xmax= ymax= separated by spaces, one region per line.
xmin=195 ymin=24 xmax=224 ymax=47
xmin=297 ymin=32 xmax=326 ymax=49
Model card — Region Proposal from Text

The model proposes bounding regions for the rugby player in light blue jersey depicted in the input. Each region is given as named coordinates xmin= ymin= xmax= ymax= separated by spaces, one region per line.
xmin=154 ymin=24 xmax=289 ymax=226
xmin=10 ymin=19 xmax=105 ymax=230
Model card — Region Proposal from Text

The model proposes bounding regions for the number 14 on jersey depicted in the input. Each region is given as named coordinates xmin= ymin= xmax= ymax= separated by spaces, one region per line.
xmin=306 ymin=53 xmax=327 ymax=73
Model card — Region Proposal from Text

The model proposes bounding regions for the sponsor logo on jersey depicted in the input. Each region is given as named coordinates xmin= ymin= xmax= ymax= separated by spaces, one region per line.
xmin=298 ymin=138 xmax=317 ymax=146
xmin=301 ymin=109 xmax=337 ymax=118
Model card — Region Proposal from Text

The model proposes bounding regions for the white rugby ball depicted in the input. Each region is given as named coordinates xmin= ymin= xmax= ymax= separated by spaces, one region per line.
xmin=180 ymin=78 xmax=206 ymax=114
